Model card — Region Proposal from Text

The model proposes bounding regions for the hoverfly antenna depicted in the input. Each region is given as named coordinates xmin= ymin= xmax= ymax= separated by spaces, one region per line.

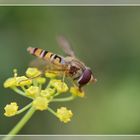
xmin=90 ymin=73 xmax=97 ymax=83
xmin=91 ymin=77 xmax=97 ymax=83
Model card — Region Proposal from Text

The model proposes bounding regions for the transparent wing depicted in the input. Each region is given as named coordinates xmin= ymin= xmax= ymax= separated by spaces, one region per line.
xmin=57 ymin=35 xmax=76 ymax=57
xmin=29 ymin=58 xmax=48 ymax=72
xmin=29 ymin=58 xmax=67 ymax=73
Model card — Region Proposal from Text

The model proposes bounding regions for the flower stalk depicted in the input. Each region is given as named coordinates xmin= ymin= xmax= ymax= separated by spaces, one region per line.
xmin=51 ymin=95 xmax=76 ymax=102
xmin=8 ymin=106 xmax=36 ymax=135
xmin=3 ymin=67 xmax=85 ymax=139
xmin=3 ymin=106 xmax=36 ymax=140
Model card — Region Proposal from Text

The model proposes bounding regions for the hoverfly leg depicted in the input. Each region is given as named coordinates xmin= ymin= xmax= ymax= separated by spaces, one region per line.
xmin=29 ymin=73 xmax=43 ymax=80
xmin=78 ymin=85 xmax=84 ymax=92
xmin=18 ymin=73 xmax=43 ymax=85
xmin=61 ymin=71 xmax=66 ymax=89
xmin=71 ymin=80 xmax=84 ymax=92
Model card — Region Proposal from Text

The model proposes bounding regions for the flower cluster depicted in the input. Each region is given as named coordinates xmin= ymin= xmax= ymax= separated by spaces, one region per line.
xmin=4 ymin=68 xmax=85 ymax=123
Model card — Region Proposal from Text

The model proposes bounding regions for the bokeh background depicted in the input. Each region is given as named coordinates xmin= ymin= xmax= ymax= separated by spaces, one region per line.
xmin=0 ymin=6 xmax=140 ymax=134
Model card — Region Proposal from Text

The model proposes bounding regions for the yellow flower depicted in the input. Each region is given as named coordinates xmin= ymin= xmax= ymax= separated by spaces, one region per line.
xmin=16 ymin=76 xmax=32 ymax=86
xmin=4 ymin=102 xmax=19 ymax=117
xmin=70 ymin=87 xmax=85 ymax=97
xmin=25 ymin=86 xmax=40 ymax=98
xmin=3 ymin=77 xmax=17 ymax=88
xmin=26 ymin=67 xmax=41 ymax=78
xmin=56 ymin=107 xmax=73 ymax=123
xmin=50 ymin=79 xmax=68 ymax=93
xmin=40 ymin=88 xmax=55 ymax=99
xmin=4 ymin=76 xmax=32 ymax=88
xmin=45 ymin=71 xmax=58 ymax=79
xmin=35 ymin=77 xmax=46 ymax=84
xmin=33 ymin=97 xmax=49 ymax=111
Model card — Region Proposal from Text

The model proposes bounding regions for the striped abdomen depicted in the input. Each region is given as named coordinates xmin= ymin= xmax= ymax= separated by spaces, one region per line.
xmin=27 ymin=47 xmax=65 ymax=66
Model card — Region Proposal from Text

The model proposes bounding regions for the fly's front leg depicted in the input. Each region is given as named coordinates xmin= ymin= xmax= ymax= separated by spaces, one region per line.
xmin=62 ymin=71 xmax=66 ymax=83
xmin=70 ymin=78 xmax=84 ymax=92
xmin=61 ymin=71 xmax=67 ymax=89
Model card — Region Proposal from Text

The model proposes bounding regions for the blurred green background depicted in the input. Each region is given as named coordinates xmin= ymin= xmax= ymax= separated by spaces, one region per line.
xmin=0 ymin=6 xmax=140 ymax=134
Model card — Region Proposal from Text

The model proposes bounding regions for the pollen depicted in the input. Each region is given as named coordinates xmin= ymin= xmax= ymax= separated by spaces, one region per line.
xmin=70 ymin=86 xmax=85 ymax=97
xmin=4 ymin=102 xmax=19 ymax=117
xmin=25 ymin=86 xmax=40 ymax=98
xmin=26 ymin=67 xmax=41 ymax=78
xmin=33 ymin=97 xmax=49 ymax=111
xmin=56 ymin=107 xmax=73 ymax=123
xmin=50 ymin=79 xmax=68 ymax=93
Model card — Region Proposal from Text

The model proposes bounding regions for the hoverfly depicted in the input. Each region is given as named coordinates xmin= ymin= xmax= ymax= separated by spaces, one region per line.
xmin=27 ymin=36 xmax=96 ymax=90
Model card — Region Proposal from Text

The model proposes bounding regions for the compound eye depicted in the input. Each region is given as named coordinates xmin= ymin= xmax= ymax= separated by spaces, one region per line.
xmin=78 ymin=68 xmax=93 ymax=85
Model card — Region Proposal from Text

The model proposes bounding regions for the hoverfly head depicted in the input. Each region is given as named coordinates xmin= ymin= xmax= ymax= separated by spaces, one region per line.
xmin=77 ymin=67 xmax=97 ymax=90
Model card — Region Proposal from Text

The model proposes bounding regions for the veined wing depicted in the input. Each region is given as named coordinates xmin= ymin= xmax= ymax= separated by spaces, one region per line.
xmin=29 ymin=58 xmax=67 ymax=73
xmin=57 ymin=35 xmax=76 ymax=57
xmin=29 ymin=58 xmax=49 ymax=72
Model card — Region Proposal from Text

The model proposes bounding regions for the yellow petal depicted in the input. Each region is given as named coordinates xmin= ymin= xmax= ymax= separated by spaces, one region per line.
xmin=26 ymin=67 xmax=41 ymax=78
xmin=40 ymin=88 xmax=55 ymax=99
xmin=70 ymin=87 xmax=85 ymax=97
xmin=56 ymin=107 xmax=73 ymax=123
xmin=45 ymin=71 xmax=58 ymax=79
xmin=3 ymin=77 xmax=17 ymax=88
xmin=4 ymin=102 xmax=19 ymax=117
xmin=50 ymin=79 xmax=68 ymax=93
xmin=16 ymin=76 xmax=32 ymax=86
xmin=33 ymin=97 xmax=49 ymax=111
xmin=25 ymin=86 xmax=40 ymax=98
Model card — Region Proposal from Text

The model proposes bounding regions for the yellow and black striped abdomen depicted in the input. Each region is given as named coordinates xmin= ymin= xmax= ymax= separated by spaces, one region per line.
xmin=27 ymin=47 xmax=65 ymax=66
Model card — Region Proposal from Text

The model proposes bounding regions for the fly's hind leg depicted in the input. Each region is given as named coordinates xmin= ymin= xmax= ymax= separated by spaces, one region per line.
xmin=18 ymin=73 xmax=43 ymax=86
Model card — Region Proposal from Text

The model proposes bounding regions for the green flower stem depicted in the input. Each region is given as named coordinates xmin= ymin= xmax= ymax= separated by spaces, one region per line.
xmin=32 ymin=79 xmax=38 ymax=86
xmin=16 ymin=103 xmax=32 ymax=115
xmin=53 ymin=92 xmax=60 ymax=97
xmin=3 ymin=106 xmax=36 ymax=140
xmin=12 ymin=87 xmax=33 ymax=99
xmin=51 ymin=95 xmax=76 ymax=102
xmin=46 ymin=81 xmax=51 ymax=89
xmin=39 ymin=84 xmax=42 ymax=90
xmin=48 ymin=107 xmax=57 ymax=117
xmin=21 ymin=86 xmax=26 ymax=92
